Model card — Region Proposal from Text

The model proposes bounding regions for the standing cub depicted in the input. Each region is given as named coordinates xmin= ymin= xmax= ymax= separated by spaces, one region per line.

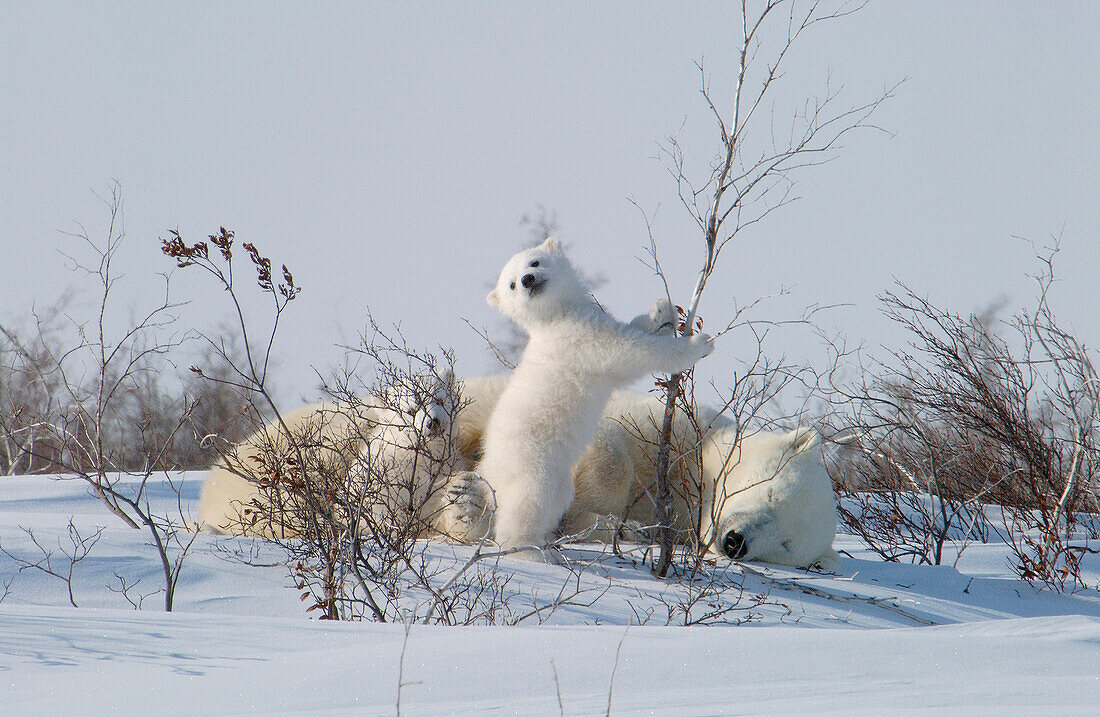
xmin=444 ymin=237 xmax=713 ymax=551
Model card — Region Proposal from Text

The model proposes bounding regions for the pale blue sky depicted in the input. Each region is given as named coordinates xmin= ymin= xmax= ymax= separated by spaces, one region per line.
xmin=3 ymin=2 xmax=1098 ymax=402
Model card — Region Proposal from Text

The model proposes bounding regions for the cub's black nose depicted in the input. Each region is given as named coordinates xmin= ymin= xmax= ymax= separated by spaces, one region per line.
xmin=427 ymin=417 xmax=442 ymax=433
xmin=521 ymin=273 xmax=536 ymax=289
xmin=723 ymin=530 xmax=748 ymax=559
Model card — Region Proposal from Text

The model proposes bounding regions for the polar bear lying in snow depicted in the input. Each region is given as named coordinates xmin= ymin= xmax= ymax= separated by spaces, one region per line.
xmin=445 ymin=237 xmax=714 ymax=551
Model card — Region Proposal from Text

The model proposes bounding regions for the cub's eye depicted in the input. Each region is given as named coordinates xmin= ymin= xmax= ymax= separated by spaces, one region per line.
xmin=530 ymin=260 xmax=539 ymax=268
xmin=509 ymin=282 xmax=516 ymax=290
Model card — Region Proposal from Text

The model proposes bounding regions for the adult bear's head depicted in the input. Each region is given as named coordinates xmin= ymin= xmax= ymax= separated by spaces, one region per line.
xmin=699 ymin=426 xmax=838 ymax=570
xmin=486 ymin=236 xmax=592 ymax=328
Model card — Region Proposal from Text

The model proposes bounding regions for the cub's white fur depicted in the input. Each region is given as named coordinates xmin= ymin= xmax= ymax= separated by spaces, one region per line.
xmin=445 ymin=237 xmax=713 ymax=551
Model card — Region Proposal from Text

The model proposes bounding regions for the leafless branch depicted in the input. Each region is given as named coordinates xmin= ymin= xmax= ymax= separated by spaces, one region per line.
xmin=647 ymin=0 xmax=892 ymax=577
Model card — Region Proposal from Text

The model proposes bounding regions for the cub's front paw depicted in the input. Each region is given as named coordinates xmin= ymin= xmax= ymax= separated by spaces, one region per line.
xmin=629 ymin=298 xmax=676 ymax=335
xmin=439 ymin=471 xmax=494 ymax=543
xmin=689 ymin=331 xmax=715 ymax=361
xmin=647 ymin=298 xmax=676 ymax=335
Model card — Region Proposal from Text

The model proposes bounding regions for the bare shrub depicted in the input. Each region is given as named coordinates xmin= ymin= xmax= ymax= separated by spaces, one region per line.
xmin=0 ymin=297 xmax=75 ymax=475
xmin=0 ymin=184 xmax=198 ymax=610
xmin=0 ymin=520 xmax=104 ymax=608
xmin=828 ymin=242 xmax=1099 ymax=590
xmin=0 ymin=245 xmax=256 ymax=475
xmin=291 ymin=337 xmax=467 ymax=622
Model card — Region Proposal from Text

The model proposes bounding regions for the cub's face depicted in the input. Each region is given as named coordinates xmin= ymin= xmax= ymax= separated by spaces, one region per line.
xmin=376 ymin=370 xmax=456 ymax=456
xmin=486 ymin=237 xmax=587 ymax=326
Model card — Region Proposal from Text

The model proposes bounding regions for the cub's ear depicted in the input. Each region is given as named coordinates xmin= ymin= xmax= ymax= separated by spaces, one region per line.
xmin=486 ymin=289 xmax=500 ymax=308
xmin=540 ymin=236 xmax=562 ymax=253
xmin=433 ymin=367 xmax=456 ymax=404
xmin=786 ymin=427 xmax=821 ymax=455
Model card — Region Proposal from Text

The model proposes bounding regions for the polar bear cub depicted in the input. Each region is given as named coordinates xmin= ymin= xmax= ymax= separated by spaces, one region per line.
xmin=196 ymin=370 xmax=455 ymax=537
xmin=349 ymin=371 xmax=460 ymax=531
xmin=449 ymin=237 xmax=713 ymax=551
xmin=196 ymin=400 xmax=368 ymax=537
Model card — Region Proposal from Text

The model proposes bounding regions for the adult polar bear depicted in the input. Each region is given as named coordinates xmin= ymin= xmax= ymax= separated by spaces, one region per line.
xmin=449 ymin=375 xmax=838 ymax=570
xmin=451 ymin=237 xmax=714 ymax=551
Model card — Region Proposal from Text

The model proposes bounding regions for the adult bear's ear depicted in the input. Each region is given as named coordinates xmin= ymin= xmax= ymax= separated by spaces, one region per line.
xmin=486 ymin=289 xmax=500 ymax=308
xmin=540 ymin=236 xmax=562 ymax=253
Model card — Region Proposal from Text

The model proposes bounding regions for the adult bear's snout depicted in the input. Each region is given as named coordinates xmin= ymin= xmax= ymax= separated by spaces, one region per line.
xmin=521 ymin=273 xmax=537 ymax=289
xmin=723 ymin=530 xmax=748 ymax=560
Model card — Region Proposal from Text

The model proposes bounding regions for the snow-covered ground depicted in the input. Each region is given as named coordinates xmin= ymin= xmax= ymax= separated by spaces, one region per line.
xmin=2 ymin=473 xmax=1099 ymax=714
